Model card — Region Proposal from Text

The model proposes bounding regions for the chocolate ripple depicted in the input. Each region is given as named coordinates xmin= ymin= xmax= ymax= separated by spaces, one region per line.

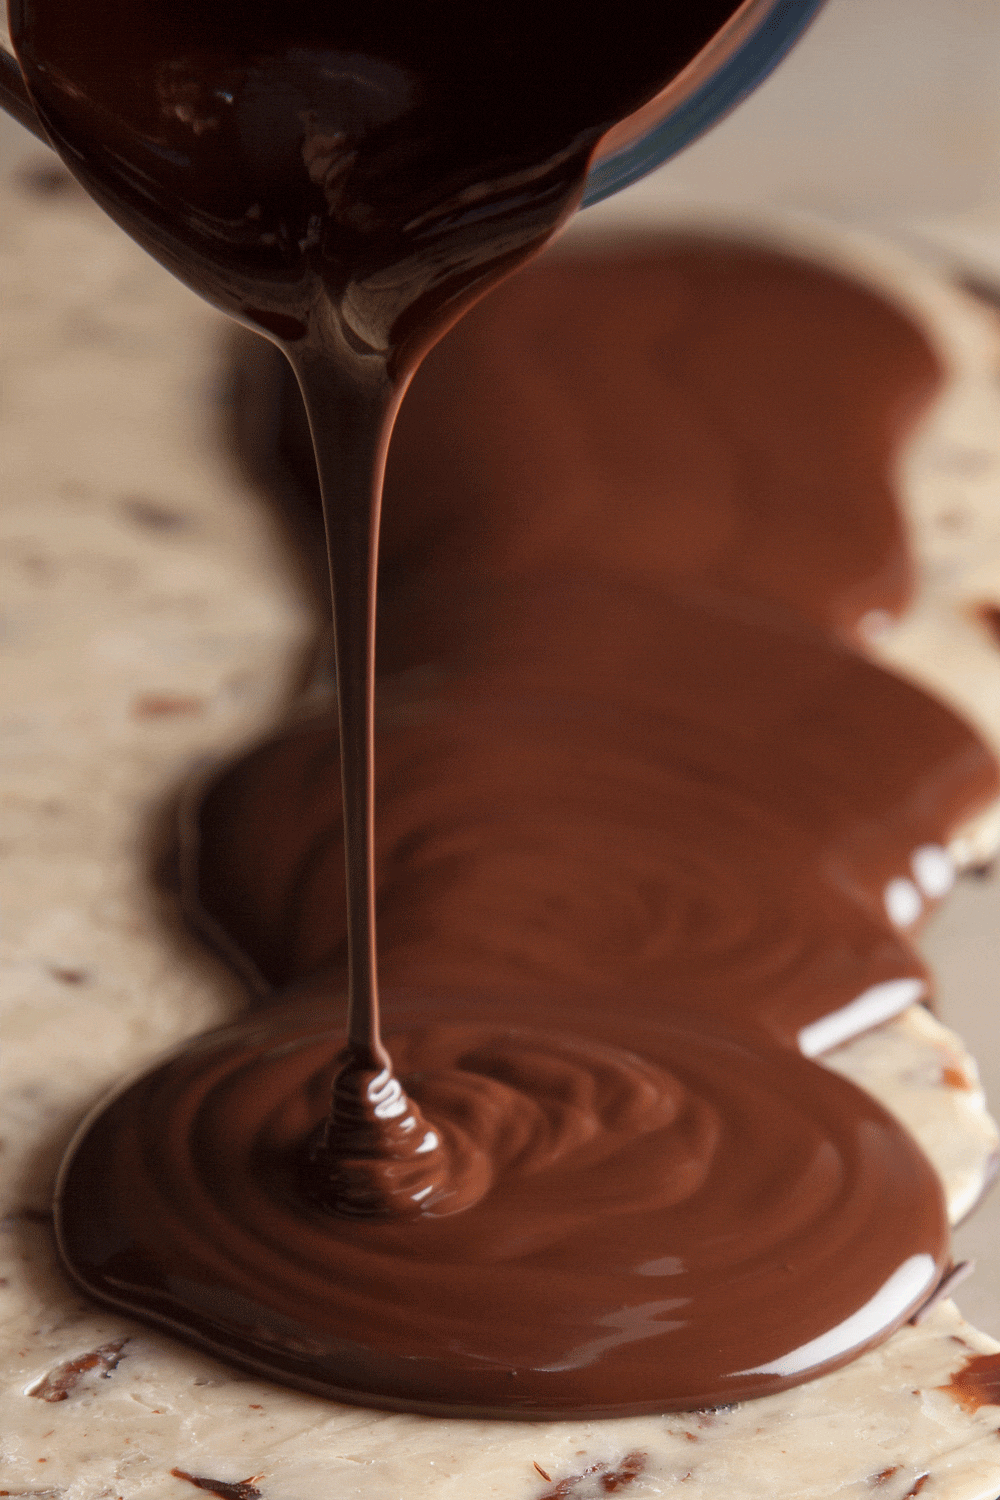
xmin=190 ymin=578 xmax=980 ymax=1043
xmin=56 ymin=989 xmax=946 ymax=1415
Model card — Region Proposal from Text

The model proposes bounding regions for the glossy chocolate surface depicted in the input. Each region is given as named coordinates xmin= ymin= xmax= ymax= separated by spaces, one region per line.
xmin=56 ymin=239 xmax=999 ymax=1413
xmin=59 ymin=989 xmax=949 ymax=1416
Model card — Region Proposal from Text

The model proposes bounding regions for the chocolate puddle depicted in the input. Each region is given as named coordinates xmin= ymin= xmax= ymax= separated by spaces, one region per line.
xmin=52 ymin=238 xmax=1000 ymax=1415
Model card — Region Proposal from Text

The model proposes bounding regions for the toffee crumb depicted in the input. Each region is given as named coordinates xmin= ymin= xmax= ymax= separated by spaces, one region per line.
xmin=16 ymin=1208 xmax=53 ymax=1225
xmin=977 ymin=603 xmax=1000 ymax=648
xmin=15 ymin=159 xmax=79 ymax=196
xmin=132 ymin=695 xmax=206 ymax=718
xmin=119 ymin=495 xmax=191 ymax=532
xmin=602 ymin=1454 xmax=646 ymax=1491
xmin=537 ymin=1453 xmax=646 ymax=1497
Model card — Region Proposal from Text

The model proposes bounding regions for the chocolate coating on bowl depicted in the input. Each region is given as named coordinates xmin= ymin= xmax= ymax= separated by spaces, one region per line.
xmin=9 ymin=0 xmax=739 ymax=368
xmin=54 ymin=240 xmax=999 ymax=1413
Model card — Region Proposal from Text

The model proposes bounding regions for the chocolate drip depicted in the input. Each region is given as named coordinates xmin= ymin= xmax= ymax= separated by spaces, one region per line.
xmin=312 ymin=1058 xmax=449 ymax=1220
xmin=287 ymin=349 xmax=441 ymax=1216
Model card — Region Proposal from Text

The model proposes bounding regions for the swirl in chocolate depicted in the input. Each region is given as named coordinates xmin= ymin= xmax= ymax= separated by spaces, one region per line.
xmin=59 ymin=990 xmax=949 ymax=1416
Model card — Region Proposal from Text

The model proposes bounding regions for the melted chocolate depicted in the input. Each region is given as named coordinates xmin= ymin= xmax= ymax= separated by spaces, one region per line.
xmin=195 ymin=243 xmax=999 ymax=1026
xmin=8 ymin=0 xmax=738 ymax=367
xmin=58 ymin=989 xmax=949 ymax=1415
xmin=10 ymin=0 xmax=998 ymax=1424
xmin=55 ymin=240 xmax=999 ymax=1415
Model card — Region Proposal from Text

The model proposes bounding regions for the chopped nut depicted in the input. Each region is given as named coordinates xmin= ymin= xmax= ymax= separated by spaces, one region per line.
xmin=170 ymin=1471 xmax=264 ymax=1500
xmin=29 ymin=1340 xmax=127 ymax=1402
